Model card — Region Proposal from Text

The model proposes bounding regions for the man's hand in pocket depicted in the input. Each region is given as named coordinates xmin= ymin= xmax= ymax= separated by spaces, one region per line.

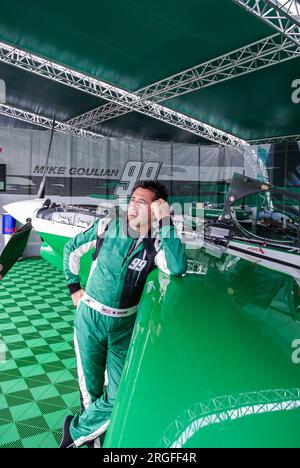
xmin=71 ymin=288 xmax=85 ymax=307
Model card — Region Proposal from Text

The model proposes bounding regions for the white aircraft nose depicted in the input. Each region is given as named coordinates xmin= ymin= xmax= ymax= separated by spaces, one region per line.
xmin=3 ymin=199 xmax=47 ymax=225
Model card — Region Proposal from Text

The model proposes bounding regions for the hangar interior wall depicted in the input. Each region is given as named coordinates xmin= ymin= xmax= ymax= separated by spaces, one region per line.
xmin=0 ymin=127 xmax=257 ymax=199
xmin=0 ymin=126 xmax=300 ymax=253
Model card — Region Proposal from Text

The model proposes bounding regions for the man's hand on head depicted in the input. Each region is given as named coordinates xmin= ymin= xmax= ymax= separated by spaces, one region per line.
xmin=71 ymin=288 xmax=85 ymax=307
xmin=151 ymin=199 xmax=171 ymax=222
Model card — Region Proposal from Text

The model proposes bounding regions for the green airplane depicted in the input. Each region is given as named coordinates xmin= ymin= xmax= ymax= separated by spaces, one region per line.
xmin=1 ymin=173 xmax=300 ymax=447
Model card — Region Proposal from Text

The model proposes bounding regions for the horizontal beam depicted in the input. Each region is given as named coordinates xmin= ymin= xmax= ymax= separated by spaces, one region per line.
xmin=248 ymin=134 xmax=300 ymax=144
xmin=0 ymin=104 xmax=101 ymax=138
xmin=0 ymin=39 xmax=244 ymax=146
xmin=232 ymin=0 xmax=300 ymax=46
xmin=67 ymin=33 xmax=299 ymax=128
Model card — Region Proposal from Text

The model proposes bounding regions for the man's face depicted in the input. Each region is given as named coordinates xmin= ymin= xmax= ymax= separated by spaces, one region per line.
xmin=128 ymin=188 xmax=155 ymax=230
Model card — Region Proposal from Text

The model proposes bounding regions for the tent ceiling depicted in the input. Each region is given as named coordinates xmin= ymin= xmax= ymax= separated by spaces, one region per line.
xmin=0 ymin=61 xmax=209 ymax=143
xmin=0 ymin=0 xmax=299 ymax=143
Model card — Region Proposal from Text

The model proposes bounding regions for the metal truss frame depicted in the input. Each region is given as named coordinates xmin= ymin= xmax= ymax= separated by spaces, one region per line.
xmin=0 ymin=104 xmax=101 ymax=139
xmin=232 ymin=0 xmax=300 ymax=46
xmin=67 ymin=33 xmax=300 ymax=129
xmin=0 ymin=39 xmax=245 ymax=146
xmin=249 ymin=133 xmax=300 ymax=144
xmin=0 ymin=20 xmax=297 ymax=165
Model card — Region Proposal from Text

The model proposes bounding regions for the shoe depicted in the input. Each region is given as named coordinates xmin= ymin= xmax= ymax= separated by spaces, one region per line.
xmin=85 ymin=440 xmax=95 ymax=448
xmin=84 ymin=433 xmax=105 ymax=448
xmin=59 ymin=415 xmax=75 ymax=448
xmin=85 ymin=437 xmax=101 ymax=448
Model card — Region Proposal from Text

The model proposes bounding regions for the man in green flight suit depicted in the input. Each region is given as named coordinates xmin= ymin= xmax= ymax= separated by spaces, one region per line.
xmin=60 ymin=180 xmax=187 ymax=448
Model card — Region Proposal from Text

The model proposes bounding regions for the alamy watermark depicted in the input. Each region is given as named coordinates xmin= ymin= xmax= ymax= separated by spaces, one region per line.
xmin=0 ymin=339 xmax=6 ymax=364
xmin=0 ymin=79 xmax=5 ymax=104
xmin=291 ymin=79 xmax=300 ymax=104
xmin=291 ymin=339 xmax=300 ymax=364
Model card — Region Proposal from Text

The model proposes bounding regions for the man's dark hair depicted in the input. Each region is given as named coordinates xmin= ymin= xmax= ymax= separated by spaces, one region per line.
xmin=132 ymin=180 xmax=168 ymax=201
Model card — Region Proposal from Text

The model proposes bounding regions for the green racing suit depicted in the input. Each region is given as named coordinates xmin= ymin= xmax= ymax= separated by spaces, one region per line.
xmin=63 ymin=214 xmax=187 ymax=447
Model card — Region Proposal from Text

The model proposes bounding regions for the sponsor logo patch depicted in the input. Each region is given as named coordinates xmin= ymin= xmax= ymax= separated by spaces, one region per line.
xmin=246 ymin=246 xmax=265 ymax=255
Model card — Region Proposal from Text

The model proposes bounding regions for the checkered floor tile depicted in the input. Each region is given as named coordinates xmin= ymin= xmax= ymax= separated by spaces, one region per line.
xmin=0 ymin=258 xmax=79 ymax=448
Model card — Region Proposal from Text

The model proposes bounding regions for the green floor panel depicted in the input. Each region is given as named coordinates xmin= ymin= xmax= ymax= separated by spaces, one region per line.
xmin=16 ymin=419 xmax=50 ymax=439
xmin=26 ymin=384 xmax=59 ymax=402
xmin=5 ymin=378 xmax=33 ymax=394
xmin=0 ymin=396 xmax=9 ymax=409
xmin=19 ymin=365 xmax=47 ymax=378
xmin=0 ymin=407 xmax=13 ymax=423
xmin=60 ymin=358 xmax=76 ymax=370
xmin=0 ymin=369 xmax=22 ymax=381
xmin=48 ymin=342 xmax=72 ymax=352
xmin=4 ymin=337 xmax=25 ymax=345
xmin=0 ymin=363 xmax=18 ymax=373
xmin=37 ymin=395 xmax=70 ymax=411
xmin=54 ymin=379 xmax=78 ymax=390
xmin=10 ymin=402 xmax=42 ymax=422
xmin=25 ymin=339 xmax=48 ymax=348
xmin=61 ymin=395 xmax=79 ymax=409
xmin=22 ymin=432 xmax=53 ymax=449
xmin=41 ymin=362 xmax=70 ymax=373
xmin=1 ymin=379 xmax=26 ymax=394
xmin=5 ymin=391 xmax=34 ymax=405
xmin=10 ymin=349 xmax=35 ymax=359
xmin=44 ymin=409 xmax=72 ymax=430
xmin=0 ymin=258 xmax=78 ymax=448
xmin=0 ymin=424 xmax=22 ymax=446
